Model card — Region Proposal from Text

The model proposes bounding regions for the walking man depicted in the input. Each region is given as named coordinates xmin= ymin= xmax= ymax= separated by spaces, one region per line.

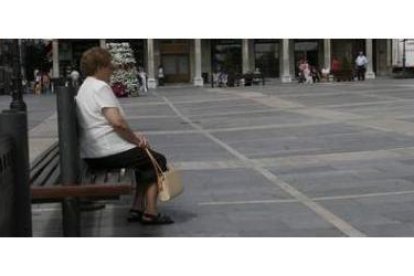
xmin=355 ymin=51 xmax=368 ymax=81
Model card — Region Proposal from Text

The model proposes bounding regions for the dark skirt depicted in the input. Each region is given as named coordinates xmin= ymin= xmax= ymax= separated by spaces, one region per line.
xmin=83 ymin=147 xmax=167 ymax=184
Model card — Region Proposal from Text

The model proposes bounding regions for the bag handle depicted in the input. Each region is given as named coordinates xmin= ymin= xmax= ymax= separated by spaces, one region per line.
xmin=144 ymin=148 xmax=164 ymax=191
xmin=145 ymin=148 xmax=163 ymax=174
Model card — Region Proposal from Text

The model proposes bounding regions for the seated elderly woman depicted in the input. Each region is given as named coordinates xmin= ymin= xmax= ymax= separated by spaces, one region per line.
xmin=75 ymin=47 xmax=173 ymax=225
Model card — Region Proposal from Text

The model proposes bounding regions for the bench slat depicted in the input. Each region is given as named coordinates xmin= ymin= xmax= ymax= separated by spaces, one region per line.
xmin=30 ymin=143 xmax=137 ymax=202
xmin=30 ymin=142 xmax=59 ymax=172
xmin=31 ymin=154 xmax=60 ymax=187
xmin=31 ymin=183 xmax=133 ymax=200
xmin=30 ymin=147 xmax=59 ymax=185
xmin=47 ymin=163 xmax=61 ymax=187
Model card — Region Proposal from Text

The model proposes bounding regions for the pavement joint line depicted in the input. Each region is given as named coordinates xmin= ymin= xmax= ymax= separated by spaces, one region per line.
xmin=350 ymin=118 xmax=414 ymax=136
xmin=32 ymin=189 xmax=414 ymax=213
xmin=206 ymin=121 xmax=331 ymax=133
xmin=159 ymin=93 xmax=366 ymax=237
xmin=174 ymin=102 xmax=266 ymax=113
xmin=121 ymin=101 xmax=167 ymax=107
xmin=318 ymin=99 xmax=409 ymax=109
xmin=143 ymin=129 xmax=202 ymax=135
xmin=122 ymin=96 xmax=239 ymax=107
xmin=197 ymin=189 xmax=414 ymax=206
xmin=143 ymin=121 xmax=334 ymax=135
xmin=128 ymin=115 xmax=180 ymax=119
xmin=172 ymin=146 xmax=414 ymax=170
xmin=187 ymin=108 xmax=279 ymax=118
xmin=163 ymin=97 xmax=242 ymax=105
xmin=270 ymin=87 xmax=414 ymax=99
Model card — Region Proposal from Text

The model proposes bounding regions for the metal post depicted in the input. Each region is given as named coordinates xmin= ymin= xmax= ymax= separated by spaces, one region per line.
xmin=0 ymin=110 xmax=32 ymax=236
xmin=10 ymin=39 xmax=27 ymax=112
xmin=402 ymin=39 xmax=406 ymax=75
xmin=56 ymin=85 xmax=81 ymax=237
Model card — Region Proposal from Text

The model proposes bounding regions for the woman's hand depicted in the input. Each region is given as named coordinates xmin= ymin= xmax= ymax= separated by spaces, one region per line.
xmin=136 ymin=133 xmax=149 ymax=148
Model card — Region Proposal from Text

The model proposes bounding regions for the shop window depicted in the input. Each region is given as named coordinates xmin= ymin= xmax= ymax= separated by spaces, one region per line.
xmin=211 ymin=39 xmax=242 ymax=74
xmin=254 ymin=40 xmax=279 ymax=77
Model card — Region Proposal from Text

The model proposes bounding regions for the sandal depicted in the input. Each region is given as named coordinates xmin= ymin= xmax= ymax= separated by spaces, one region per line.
xmin=140 ymin=213 xmax=174 ymax=225
xmin=127 ymin=209 xmax=143 ymax=223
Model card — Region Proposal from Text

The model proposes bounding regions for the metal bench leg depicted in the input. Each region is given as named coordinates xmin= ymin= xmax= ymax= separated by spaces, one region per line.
xmin=62 ymin=198 xmax=80 ymax=237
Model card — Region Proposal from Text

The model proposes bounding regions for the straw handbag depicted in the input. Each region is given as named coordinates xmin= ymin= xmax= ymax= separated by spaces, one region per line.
xmin=145 ymin=148 xmax=183 ymax=202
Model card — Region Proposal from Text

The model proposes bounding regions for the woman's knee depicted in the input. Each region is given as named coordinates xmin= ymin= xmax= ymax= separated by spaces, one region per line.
xmin=156 ymin=154 xmax=167 ymax=170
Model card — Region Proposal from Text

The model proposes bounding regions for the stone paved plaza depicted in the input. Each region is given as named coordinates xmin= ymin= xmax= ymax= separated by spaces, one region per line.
xmin=4 ymin=78 xmax=414 ymax=236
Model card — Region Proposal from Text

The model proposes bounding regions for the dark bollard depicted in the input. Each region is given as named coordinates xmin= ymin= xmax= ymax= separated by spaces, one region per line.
xmin=56 ymin=85 xmax=81 ymax=237
xmin=0 ymin=109 xmax=32 ymax=237
xmin=51 ymin=77 xmax=66 ymax=94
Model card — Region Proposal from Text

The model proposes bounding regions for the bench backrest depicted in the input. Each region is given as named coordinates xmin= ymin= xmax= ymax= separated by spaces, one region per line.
xmin=56 ymin=85 xmax=82 ymax=186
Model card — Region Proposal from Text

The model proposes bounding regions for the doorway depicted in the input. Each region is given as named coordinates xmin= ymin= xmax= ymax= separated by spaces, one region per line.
xmin=294 ymin=40 xmax=320 ymax=76
xmin=160 ymin=40 xmax=190 ymax=83
xmin=162 ymin=54 xmax=189 ymax=83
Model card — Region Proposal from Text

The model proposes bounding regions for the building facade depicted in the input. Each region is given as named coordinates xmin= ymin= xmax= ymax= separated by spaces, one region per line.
xmin=50 ymin=39 xmax=397 ymax=86
xmin=0 ymin=40 xmax=14 ymax=94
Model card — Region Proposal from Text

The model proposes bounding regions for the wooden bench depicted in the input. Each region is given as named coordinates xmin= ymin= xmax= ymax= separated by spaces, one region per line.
xmin=30 ymin=141 xmax=135 ymax=203
xmin=28 ymin=85 xmax=151 ymax=236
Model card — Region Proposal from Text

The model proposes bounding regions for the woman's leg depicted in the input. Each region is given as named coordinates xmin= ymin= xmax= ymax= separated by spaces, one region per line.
xmin=129 ymin=149 xmax=166 ymax=215
xmin=141 ymin=181 xmax=173 ymax=224
xmin=131 ymin=175 xmax=147 ymax=212
xmin=144 ymin=182 xmax=158 ymax=215
xmin=85 ymin=147 xmax=172 ymax=223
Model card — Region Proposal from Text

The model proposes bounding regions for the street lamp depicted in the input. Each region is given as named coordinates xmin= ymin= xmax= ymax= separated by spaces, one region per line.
xmin=10 ymin=39 xmax=27 ymax=112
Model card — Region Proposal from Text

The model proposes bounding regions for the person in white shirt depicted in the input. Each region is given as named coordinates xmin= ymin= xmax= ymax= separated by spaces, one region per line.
xmin=70 ymin=67 xmax=80 ymax=88
xmin=76 ymin=47 xmax=173 ymax=225
xmin=158 ymin=65 xmax=164 ymax=86
xmin=355 ymin=51 xmax=368 ymax=81
xmin=138 ymin=66 xmax=148 ymax=94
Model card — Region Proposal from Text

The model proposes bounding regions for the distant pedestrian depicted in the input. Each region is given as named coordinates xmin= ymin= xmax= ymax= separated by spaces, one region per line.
xmin=34 ymin=70 xmax=42 ymax=95
xmin=253 ymin=68 xmax=261 ymax=85
xmin=297 ymin=59 xmax=306 ymax=83
xmin=70 ymin=67 xmax=81 ymax=88
xmin=331 ymin=57 xmax=341 ymax=76
xmin=41 ymin=73 xmax=51 ymax=94
xmin=311 ymin=66 xmax=320 ymax=83
xmin=138 ymin=67 xmax=148 ymax=94
xmin=158 ymin=65 xmax=164 ymax=86
xmin=355 ymin=51 xmax=368 ymax=81
xmin=33 ymin=68 xmax=39 ymax=82
xmin=302 ymin=60 xmax=313 ymax=84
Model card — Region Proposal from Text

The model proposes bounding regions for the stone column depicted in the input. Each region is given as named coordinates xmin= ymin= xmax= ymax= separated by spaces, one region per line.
xmin=323 ymin=39 xmax=331 ymax=71
xmin=365 ymin=39 xmax=376 ymax=79
xmin=386 ymin=39 xmax=392 ymax=73
xmin=281 ymin=39 xmax=292 ymax=83
xmin=249 ymin=40 xmax=255 ymax=71
xmin=392 ymin=39 xmax=400 ymax=68
xmin=99 ymin=39 xmax=106 ymax=48
xmin=242 ymin=39 xmax=250 ymax=74
xmin=193 ymin=39 xmax=204 ymax=86
xmin=146 ymin=39 xmax=157 ymax=89
xmin=52 ymin=39 xmax=59 ymax=78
